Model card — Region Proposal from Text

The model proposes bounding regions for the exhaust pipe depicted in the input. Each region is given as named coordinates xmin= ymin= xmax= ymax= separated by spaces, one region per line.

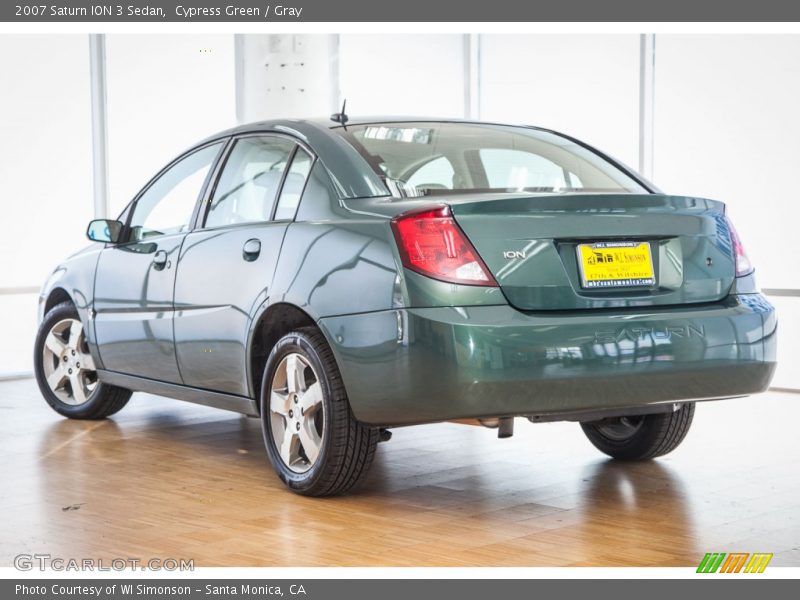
xmin=449 ymin=417 xmax=514 ymax=437
xmin=497 ymin=417 xmax=514 ymax=438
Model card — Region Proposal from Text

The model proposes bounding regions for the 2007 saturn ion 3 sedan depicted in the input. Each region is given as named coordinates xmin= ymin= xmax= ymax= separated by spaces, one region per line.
xmin=35 ymin=118 xmax=777 ymax=496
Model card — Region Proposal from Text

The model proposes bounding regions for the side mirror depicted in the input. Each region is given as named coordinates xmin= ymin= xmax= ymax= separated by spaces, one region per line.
xmin=86 ymin=219 xmax=123 ymax=243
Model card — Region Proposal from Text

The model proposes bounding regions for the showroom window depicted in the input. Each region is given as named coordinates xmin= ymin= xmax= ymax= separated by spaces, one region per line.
xmin=480 ymin=34 xmax=641 ymax=168
xmin=0 ymin=35 xmax=94 ymax=377
xmin=128 ymin=142 xmax=223 ymax=241
xmin=205 ymin=136 xmax=296 ymax=228
xmin=105 ymin=35 xmax=237 ymax=215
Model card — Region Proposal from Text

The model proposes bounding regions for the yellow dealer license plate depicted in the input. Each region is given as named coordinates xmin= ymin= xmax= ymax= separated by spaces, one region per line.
xmin=577 ymin=241 xmax=655 ymax=289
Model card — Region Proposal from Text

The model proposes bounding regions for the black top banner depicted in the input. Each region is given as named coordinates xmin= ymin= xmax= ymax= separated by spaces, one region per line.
xmin=4 ymin=0 xmax=800 ymax=22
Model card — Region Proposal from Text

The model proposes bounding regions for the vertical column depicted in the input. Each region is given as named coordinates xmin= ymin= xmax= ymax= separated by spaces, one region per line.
xmin=464 ymin=33 xmax=481 ymax=120
xmin=234 ymin=34 xmax=246 ymax=124
xmin=235 ymin=34 xmax=340 ymax=122
xmin=328 ymin=34 xmax=341 ymax=114
xmin=638 ymin=33 xmax=656 ymax=180
xmin=89 ymin=34 xmax=109 ymax=218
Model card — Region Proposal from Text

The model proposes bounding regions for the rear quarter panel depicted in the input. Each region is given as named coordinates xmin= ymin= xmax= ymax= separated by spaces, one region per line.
xmin=270 ymin=163 xmax=401 ymax=318
xmin=271 ymin=162 xmax=510 ymax=319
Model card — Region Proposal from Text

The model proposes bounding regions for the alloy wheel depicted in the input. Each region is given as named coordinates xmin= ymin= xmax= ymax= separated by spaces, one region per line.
xmin=594 ymin=415 xmax=645 ymax=441
xmin=269 ymin=353 xmax=325 ymax=473
xmin=41 ymin=318 xmax=97 ymax=406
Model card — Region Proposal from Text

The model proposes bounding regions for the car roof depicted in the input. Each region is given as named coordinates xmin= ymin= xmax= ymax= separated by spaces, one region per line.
xmin=205 ymin=117 xmax=545 ymax=139
xmin=325 ymin=116 xmax=544 ymax=128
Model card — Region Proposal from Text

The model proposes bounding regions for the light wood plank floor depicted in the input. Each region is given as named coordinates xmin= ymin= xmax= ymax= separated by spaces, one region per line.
xmin=1 ymin=378 xmax=798 ymax=567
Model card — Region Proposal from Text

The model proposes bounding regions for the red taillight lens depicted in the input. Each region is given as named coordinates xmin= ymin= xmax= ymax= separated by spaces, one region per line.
xmin=726 ymin=215 xmax=754 ymax=277
xmin=391 ymin=206 xmax=497 ymax=286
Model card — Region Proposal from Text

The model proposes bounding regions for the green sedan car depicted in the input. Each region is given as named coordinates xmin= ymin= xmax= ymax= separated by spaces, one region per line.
xmin=34 ymin=118 xmax=777 ymax=496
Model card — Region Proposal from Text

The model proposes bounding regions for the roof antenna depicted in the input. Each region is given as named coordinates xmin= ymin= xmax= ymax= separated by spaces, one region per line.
xmin=330 ymin=99 xmax=349 ymax=130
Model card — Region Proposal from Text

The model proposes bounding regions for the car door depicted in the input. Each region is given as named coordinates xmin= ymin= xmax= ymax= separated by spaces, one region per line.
xmin=173 ymin=134 xmax=314 ymax=396
xmin=93 ymin=141 xmax=225 ymax=383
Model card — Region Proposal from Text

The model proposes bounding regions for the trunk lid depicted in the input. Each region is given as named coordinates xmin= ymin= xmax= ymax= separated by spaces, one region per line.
xmin=449 ymin=193 xmax=735 ymax=310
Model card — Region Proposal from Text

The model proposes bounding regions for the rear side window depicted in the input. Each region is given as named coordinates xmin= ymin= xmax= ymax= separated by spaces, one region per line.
xmin=274 ymin=148 xmax=313 ymax=221
xmin=205 ymin=136 xmax=295 ymax=228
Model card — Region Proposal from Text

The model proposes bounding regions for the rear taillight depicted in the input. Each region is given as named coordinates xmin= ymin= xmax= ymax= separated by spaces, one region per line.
xmin=726 ymin=215 xmax=754 ymax=277
xmin=391 ymin=205 xmax=497 ymax=286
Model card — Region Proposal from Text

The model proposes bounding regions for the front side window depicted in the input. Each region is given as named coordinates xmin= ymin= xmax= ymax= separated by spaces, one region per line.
xmin=205 ymin=136 xmax=295 ymax=228
xmin=129 ymin=142 xmax=222 ymax=241
xmin=336 ymin=122 xmax=646 ymax=197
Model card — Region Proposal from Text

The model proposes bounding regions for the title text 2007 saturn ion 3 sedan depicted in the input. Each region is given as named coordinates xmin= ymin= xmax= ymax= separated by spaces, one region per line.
xmin=34 ymin=118 xmax=777 ymax=496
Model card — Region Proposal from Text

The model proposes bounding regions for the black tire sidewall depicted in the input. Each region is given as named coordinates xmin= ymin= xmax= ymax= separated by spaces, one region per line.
xmin=260 ymin=331 xmax=335 ymax=493
xmin=581 ymin=404 xmax=694 ymax=460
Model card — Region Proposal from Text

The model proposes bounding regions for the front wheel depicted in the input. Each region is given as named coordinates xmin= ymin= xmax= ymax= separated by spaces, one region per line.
xmin=34 ymin=301 xmax=131 ymax=419
xmin=580 ymin=403 xmax=695 ymax=460
xmin=260 ymin=328 xmax=379 ymax=496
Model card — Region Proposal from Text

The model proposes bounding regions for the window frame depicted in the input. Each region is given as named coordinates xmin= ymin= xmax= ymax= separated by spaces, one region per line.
xmin=197 ymin=132 xmax=318 ymax=232
xmin=273 ymin=146 xmax=315 ymax=223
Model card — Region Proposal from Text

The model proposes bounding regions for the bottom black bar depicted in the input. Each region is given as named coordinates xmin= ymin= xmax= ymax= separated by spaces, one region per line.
xmin=2 ymin=579 xmax=796 ymax=600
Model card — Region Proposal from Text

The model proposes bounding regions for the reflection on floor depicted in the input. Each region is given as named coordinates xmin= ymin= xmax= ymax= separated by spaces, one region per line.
xmin=1 ymin=378 xmax=798 ymax=567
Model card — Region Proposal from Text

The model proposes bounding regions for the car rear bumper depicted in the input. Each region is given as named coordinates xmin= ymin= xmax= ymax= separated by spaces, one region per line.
xmin=318 ymin=293 xmax=777 ymax=426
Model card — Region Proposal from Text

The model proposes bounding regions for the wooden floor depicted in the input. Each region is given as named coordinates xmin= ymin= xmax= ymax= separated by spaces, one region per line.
xmin=1 ymin=378 xmax=798 ymax=567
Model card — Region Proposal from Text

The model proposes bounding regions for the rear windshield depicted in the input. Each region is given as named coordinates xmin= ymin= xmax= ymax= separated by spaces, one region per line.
xmin=336 ymin=122 xmax=647 ymax=197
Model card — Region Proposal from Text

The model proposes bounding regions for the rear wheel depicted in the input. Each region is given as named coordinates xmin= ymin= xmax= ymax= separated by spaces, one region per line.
xmin=34 ymin=302 xmax=131 ymax=419
xmin=580 ymin=404 xmax=695 ymax=460
xmin=260 ymin=327 xmax=379 ymax=496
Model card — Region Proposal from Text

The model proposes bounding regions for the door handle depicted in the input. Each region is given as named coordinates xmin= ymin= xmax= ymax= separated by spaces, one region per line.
xmin=243 ymin=238 xmax=261 ymax=261
xmin=152 ymin=249 xmax=168 ymax=269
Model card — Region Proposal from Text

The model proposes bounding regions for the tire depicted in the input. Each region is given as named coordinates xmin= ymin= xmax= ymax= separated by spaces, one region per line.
xmin=260 ymin=327 xmax=379 ymax=496
xmin=34 ymin=301 xmax=131 ymax=420
xmin=580 ymin=403 xmax=695 ymax=460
